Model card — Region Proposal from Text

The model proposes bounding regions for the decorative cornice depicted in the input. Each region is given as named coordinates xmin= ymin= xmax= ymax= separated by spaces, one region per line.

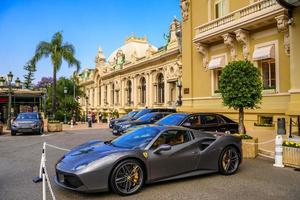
xmin=195 ymin=42 xmax=208 ymax=69
xmin=234 ymin=29 xmax=250 ymax=59
xmin=222 ymin=33 xmax=237 ymax=61
xmin=275 ymin=14 xmax=290 ymax=56
xmin=180 ymin=0 xmax=190 ymax=22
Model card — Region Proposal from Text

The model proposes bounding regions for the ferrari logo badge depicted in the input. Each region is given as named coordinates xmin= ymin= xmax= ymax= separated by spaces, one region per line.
xmin=143 ymin=152 xmax=149 ymax=158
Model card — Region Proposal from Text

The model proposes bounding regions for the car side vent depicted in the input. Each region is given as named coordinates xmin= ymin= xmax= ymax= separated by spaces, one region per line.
xmin=199 ymin=139 xmax=216 ymax=151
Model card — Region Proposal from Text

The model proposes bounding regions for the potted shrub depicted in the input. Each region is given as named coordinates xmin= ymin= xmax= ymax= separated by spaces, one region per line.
xmin=233 ymin=134 xmax=258 ymax=159
xmin=282 ymin=141 xmax=300 ymax=168
xmin=47 ymin=120 xmax=63 ymax=132
xmin=102 ymin=112 xmax=108 ymax=123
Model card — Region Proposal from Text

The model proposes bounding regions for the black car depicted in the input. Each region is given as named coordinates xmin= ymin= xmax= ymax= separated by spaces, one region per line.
xmin=156 ymin=113 xmax=239 ymax=133
xmin=111 ymin=108 xmax=176 ymax=129
xmin=112 ymin=112 xmax=172 ymax=135
xmin=109 ymin=110 xmax=138 ymax=128
xmin=11 ymin=112 xmax=44 ymax=136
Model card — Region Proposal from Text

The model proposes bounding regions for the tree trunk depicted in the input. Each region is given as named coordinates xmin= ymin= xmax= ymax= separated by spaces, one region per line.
xmin=52 ymin=67 xmax=57 ymax=118
xmin=238 ymin=107 xmax=245 ymax=134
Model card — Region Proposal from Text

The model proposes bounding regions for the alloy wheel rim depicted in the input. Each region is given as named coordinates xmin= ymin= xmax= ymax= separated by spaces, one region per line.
xmin=222 ymin=148 xmax=239 ymax=173
xmin=115 ymin=163 xmax=143 ymax=194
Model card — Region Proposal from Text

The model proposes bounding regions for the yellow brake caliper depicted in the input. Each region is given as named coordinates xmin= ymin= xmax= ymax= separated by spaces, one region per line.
xmin=132 ymin=166 xmax=139 ymax=185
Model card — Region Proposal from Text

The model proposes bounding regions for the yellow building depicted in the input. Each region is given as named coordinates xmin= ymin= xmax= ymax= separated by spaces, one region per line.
xmin=179 ymin=0 xmax=300 ymax=134
xmin=79 ymin=19 xmax=182 ymax=120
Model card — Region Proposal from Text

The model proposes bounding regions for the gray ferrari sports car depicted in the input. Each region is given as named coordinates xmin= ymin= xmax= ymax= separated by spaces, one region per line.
xmin=55 ymin=125 xmax=242 ymax=195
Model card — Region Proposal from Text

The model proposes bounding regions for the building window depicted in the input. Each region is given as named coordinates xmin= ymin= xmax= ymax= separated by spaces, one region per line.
xmin=157 ymin=73 xmax=164 ymax=104
xmin=255 ymin=115 xmax=274 ymax=127
xmin=127 ymin=80 xmax=132 ymax=105
xmin=111 ymin=84 xmax=115 ymax=105
xmin=215 ymin=0 xmax=223 ymax=19
xmin=260 ymin=59 xmax=276 ymax=90
xmin=140 ymin=77 xmax=146 ymax=104
xmin=213 ymin=69 xmax=222 ymax=93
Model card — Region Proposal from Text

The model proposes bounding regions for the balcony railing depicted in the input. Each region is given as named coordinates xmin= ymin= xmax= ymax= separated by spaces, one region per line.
xmin=194 ymin=0 xmax=283 ymax=40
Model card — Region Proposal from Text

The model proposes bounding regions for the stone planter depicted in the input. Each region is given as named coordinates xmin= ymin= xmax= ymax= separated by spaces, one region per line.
xmin=47 ymin=123 xmax=63 ymax=132
xmin=283 ymin=146 xmax=300 ymax=168
xmin=242 ymin=138 xmax=258 ymax=159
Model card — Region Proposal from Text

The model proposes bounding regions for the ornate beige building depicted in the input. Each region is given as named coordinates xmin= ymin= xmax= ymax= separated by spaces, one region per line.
xmin=79 ymin=19 xmax=182 ymax=119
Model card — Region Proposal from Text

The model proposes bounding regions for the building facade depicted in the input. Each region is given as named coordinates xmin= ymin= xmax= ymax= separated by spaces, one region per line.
xmin=79 ymin=19 xmax=182 ymax=120
xmin=179 ymin=0 xmax=300 ymax=133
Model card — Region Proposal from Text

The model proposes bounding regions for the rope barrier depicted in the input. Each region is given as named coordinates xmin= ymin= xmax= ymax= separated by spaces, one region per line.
xmin=33 ymin=142 xmax=70 ymax=200
xmin=45 ymin=143 xmax=70 ymax=152
xmin=242 ymin=138 xmax=276 ymax=145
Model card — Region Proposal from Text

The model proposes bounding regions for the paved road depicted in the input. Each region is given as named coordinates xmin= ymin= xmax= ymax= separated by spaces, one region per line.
xmin=0 ymin=129 xmax=299 ymax=200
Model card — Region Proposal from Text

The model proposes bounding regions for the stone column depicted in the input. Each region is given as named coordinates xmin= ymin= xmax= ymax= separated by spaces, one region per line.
xmin=286 ymin=8 xmax=300 ymax=115
xmin=132 ymin=76 xmax=137 ymax=107
xmin=146 ymin=72 xmax=151 ymax=107
xmin=164 ymin=74 xmax=170 ymax=107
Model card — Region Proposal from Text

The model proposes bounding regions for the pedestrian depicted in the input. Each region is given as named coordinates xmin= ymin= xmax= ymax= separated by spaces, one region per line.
xmin=87 ymin=112 xmax=92 ymax=127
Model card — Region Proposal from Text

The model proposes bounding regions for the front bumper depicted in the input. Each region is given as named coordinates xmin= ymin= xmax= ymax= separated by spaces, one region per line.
xmin=11 ymin=126 xmax=40 ymax=133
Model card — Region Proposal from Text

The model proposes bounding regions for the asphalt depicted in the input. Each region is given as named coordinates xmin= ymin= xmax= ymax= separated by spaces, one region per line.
xmin=0 ymin=128 xmax=299 ymax=200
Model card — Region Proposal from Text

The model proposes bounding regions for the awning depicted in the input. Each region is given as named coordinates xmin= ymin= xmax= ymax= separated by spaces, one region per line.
xmin=252 ymin=45 xmax=275 ymax=61
xmin=208 ymin=56 xmax=225 ymax=70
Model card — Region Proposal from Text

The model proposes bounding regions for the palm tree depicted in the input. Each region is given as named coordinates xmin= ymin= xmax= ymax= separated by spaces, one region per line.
xmin=31 ymin=32 xmax=80 ymax=116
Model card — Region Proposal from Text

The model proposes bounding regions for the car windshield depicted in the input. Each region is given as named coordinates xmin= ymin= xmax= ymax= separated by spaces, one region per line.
xmin=156 ymin=114 xmax=187 ymax=125
xmin=132 ymin=109 xmax=150 ymax=119
xmin=111 ymin=127 xmax=160 ymax=149
xmin=137 ymin=113 xmax=156 ymax=121
xmin=17 ymin=113 xmax=38 ymax=120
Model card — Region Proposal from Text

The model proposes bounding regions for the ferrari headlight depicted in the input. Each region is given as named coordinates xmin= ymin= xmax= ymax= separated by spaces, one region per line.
xmin=75 ymin=163 xmax=88 ymax=171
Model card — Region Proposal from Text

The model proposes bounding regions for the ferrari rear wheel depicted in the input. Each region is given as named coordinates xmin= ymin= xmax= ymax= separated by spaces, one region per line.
xmin=110 ymin=159 xmax=144 ymax=196
xmin=219 ymin=146 xmax=240 ymax=175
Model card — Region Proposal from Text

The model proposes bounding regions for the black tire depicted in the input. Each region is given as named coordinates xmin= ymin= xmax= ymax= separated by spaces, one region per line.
xmin=219 ymin=146 xmax=240 ymax=175
xmin=110 ymin=159 xmax=144 ymax=196
xmin=11 ymin=131 xmax=16 ymax=136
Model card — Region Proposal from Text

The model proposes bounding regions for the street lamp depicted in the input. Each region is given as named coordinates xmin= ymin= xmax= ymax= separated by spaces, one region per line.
xmin=6 ymin=71 xmax=13 ymax=130
xmin=64 ymin=86 xmax=68 ymax=124
xmin=176 ymin=79 xmax=183 ymax=106
xmin=15 ymin=77 xmax=21 ymax=88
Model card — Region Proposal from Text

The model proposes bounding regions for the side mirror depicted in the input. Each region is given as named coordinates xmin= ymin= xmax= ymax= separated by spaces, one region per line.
xmin=183 ymin=122 xmax=191 ymax=127
xmin=153 ymin=144 xmax=171 ymax=154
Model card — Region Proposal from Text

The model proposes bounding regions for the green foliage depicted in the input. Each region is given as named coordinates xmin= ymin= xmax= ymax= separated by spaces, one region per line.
xmin=31 ymin=32 xmax=80 ymax=114
xmin=23 ymin=62 xmax=36 ymax=89
xmin=219 ymin=60 xmax=263 ymax=110
xmin=45 ymin=77 xmax=83 ymax=121
xmin=283 ymin=141 xmax=300 ymax=148
xmin=233 ymin=134 xmax=253 ymax=140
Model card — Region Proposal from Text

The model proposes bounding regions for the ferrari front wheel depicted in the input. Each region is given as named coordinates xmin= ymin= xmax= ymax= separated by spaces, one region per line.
xmin=219 ymin=146 xmax=240 ymax=175
xmin=110 ymin=159 xmax=144 ymax=196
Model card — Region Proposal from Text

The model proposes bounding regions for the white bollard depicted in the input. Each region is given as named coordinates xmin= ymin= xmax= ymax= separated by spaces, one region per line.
xmin=273 ymin=135 xmax=284 ymax=168
xmin=70 ymin=119 xmax=74 ymax=128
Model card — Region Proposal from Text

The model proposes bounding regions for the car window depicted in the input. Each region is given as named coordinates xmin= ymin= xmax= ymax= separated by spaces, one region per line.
xmin=203 ymin=115 xmax=218 ymax=125
xmin=217 ymin=116 xmax=225 ymax=124
xmin=151 ymin=130 xmax=192 ymax=149
xmin=183 ymin=115 xmax=202 ymax=126
xmin=155 ymin=114 xmax=187 ymax=126
xmin=17 ymin=113 xmax=38 ymax=120
xmin=111 ymin=127 xmax=160 ymax=149
xmin=137 ymin=113 xmax=156 ymax=121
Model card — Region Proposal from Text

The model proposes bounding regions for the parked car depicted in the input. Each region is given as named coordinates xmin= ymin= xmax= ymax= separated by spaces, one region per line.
xmin=109 ymin=110 xmax=138 ymax=129
xmin=11 ymin=112 xmax=44 ymax=136
xmin=112 ymin=112 xmax=172 ymax=135
xmin=111 ymin=108 xmax=176 ymax=129
xmin=155 ymin=113 xmax=239 ymax=133
xmin=55 ymin=125 xmax=242 ymax=195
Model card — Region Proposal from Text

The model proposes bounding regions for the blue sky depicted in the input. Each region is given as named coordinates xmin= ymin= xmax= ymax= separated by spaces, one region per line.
xmin=0 ymin=0 xmax=180 ymax=83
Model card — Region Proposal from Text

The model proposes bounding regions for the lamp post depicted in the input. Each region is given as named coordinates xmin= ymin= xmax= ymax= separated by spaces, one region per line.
xmin=64 ymin=86 xmax=68 ymax=124
xmin=176 ymin=79 xmax=183 ymax=106
xmin=85 ymin=96 xmax=89 ymax=122
xmin=6 ymin=72 xmax=13 ymax=130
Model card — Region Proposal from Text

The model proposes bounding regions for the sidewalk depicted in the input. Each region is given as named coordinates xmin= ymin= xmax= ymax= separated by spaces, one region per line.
xmin=62 ymin=122 xmax=109 ymax=131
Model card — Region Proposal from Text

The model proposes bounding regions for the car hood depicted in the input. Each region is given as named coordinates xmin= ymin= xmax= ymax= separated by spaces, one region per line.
xmin=59 ymin=140 xmax=128 ymax=170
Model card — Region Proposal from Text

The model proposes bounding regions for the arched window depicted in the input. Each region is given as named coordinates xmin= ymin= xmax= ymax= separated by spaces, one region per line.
xmin=127 ymin=80 xmax=132 ymax=105
xmin=140 ymin=77 xmax=146 ymax=104
xmin=157 ymin=73 xmax=164 ymax=103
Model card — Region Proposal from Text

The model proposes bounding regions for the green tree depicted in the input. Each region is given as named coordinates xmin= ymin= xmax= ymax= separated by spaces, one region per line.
xmin=31 ymin=32 xmax=80 ymax=116
xmin=45 ymin=77 xmax=83 ymax=122
xmin=23 ymin=62 xmax=36 ymax=89
xmin=219 ymin=60 xmax=263 ymax=134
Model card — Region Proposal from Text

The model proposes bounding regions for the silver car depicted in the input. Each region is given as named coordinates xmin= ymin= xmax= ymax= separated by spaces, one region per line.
xmin=11 ymin=112 xmax=44 ymax=136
